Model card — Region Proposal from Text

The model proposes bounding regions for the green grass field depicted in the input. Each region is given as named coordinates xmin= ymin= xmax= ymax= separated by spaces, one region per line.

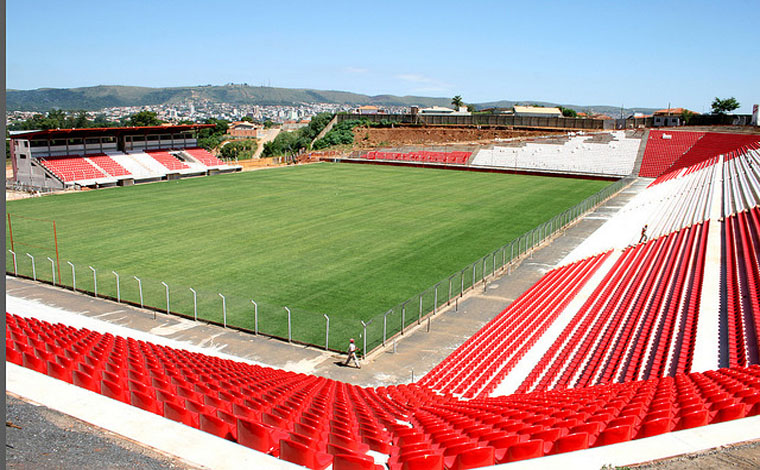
xmin=6 ymin=163 xmax=611 ymax=350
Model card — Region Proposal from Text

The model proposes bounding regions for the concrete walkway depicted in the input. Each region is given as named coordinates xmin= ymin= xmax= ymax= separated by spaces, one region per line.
xmin=692 ymin=157 xmax=724 ymax=372
xmin=4 ymin=177 xmax=647 ymax=388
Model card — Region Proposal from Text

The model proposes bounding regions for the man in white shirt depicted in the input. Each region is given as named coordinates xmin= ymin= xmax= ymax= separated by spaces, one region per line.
xmin=345 ymin=338 xmax=361 ymax=369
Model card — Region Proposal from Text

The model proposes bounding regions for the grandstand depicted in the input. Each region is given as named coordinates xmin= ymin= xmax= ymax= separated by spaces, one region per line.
xmin=6 ymin=128 xmax=760 ymax=469
xmin=344 ymin=131 xmax=642 ymax=180
xmin=8 ymin=125 xmax=242 ymax=190
xmin=358 ymin=150 xmax=472 ymax=165
xmin=471 ymin=131 xmax=643 ymax=177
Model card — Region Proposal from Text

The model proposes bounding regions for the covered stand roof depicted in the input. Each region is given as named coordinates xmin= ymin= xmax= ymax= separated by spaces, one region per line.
xmin=10 ymin=124 xmax=215 ymax=140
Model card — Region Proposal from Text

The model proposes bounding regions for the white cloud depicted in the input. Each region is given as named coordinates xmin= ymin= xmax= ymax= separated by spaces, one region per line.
xmin=345 ymin=66 xmax=369 ymax=74
xmin=396 ymin=73 xmax=432 ymax=83
xmin=395 ymin=73 xmax=452 ymax=95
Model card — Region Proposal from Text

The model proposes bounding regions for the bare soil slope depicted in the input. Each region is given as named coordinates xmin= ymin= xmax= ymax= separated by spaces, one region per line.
xmin=352 ymin=126 xmax=562 ymax=147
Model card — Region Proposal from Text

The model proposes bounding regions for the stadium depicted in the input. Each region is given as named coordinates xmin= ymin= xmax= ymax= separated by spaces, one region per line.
xmin=6 ymin=122 xmax=760 ymax=470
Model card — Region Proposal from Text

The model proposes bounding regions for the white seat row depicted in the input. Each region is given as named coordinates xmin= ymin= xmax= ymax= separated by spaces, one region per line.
xmin=723 ymin=148 xmax=760 ymax=217
xmin=106 ymin=151 xmax=156 ymax=178
xmin=126 ymin=151 xmax=172 ymax=176
xmin=561 ymin=160 xmax=718 ymax=264
xmin=471 ymin=131 xmax=641 ymax=176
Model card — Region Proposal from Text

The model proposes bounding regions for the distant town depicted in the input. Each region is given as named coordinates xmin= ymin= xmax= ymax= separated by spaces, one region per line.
xmin=5 ymin=100 xmax=414 ymax=127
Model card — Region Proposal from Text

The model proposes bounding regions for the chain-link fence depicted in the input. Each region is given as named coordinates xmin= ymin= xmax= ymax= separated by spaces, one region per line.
xmin=5 ymin=254 xmax=339 ymax=351
xmin=6 ymin=176 xmax=632 ymax=355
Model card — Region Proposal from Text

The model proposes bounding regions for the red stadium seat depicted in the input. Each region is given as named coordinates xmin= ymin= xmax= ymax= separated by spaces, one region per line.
xmin=333 ymin=453 xmax=382 ymax=470
xmin=280 ymin=438 xmax=332 ymax=470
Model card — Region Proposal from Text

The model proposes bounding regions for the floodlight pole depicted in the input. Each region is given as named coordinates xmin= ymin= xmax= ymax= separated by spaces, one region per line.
xmin=8 ymin=250 xmax=17 ymax=275
xmin=418 ymin=297 xmax=423 ymax=324
xmin=161 ymin=281 xmax=169 ymax=314
xmin=133 ymin=276 xmax=143 ymax=308
xmin=67 ymin=261 xmax=76 ymax=291
xmin=219 ymin=293 xmax=226 ymax=327
xmin=26 ymin=253 xmax=36 ymax=281
xmin=88 ymin=266 xmax=97 ymax=296
xmin=284 ymin=307 xmax=292 ymax=343
xmin=323 ymin=314 xmax=329 ymax=351
xmin=251 ymin=300 xmax=258 ymax=334
xmin=47 ymin=257 xmax=56 ymax=285
xmin=112 ymin=271 xmax=120 ymax=302
xmin=190 ymin=288 xmax=197 ymax=321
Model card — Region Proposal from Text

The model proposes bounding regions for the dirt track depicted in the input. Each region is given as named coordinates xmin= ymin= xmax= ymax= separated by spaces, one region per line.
xmin=628 ymin=439 xmax=760 ymax=469
xmin=352 ymin=126 xmax=562 ymax=147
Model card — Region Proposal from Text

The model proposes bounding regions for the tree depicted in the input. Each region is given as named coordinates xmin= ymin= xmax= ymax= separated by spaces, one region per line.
xmin=451 ymin=95 xmax=464 ymax=109
xmin=466 ymin=104 xmax=477 ymax=113
xmin=241 ymin=116 xmax=254 ymax=122
xmin=263 ymin=120 xmax=276 ymax=129
xmin=127 ymin=110 xmax=162 ymax=127
xmin=220 ymin=139 xmax=258 ymax=160
xmin=92 ymin=114 xmax=117 ymax=127
xmin=711 ymin=97 xmax=740 ymax=115
xmin=680 ymin=109 xmax=695 ymax=124
xmin=300 ymin=113 xmax=334 ymax=141
xmin=559 ymin=106 xmax=578 ymax=118
xmin=196 ymin=118 xmax=229 ymax=151
xmin=71 ymin=110 xmax=91 ymax=128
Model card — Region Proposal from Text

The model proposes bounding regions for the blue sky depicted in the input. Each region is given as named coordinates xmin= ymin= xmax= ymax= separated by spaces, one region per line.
xmin=6 ymin=0 xmax=759 ymax=112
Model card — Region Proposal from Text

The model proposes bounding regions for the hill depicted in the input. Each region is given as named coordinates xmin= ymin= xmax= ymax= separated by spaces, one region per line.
xmin=6 ymin=84 xmax=454 ymax=112
xmin=7 ymin=84 xmax=659 ymax=117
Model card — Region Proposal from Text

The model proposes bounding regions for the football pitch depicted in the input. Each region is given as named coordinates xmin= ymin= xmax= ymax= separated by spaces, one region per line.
xmin=6 ymin=163 xmax=612 ymax=350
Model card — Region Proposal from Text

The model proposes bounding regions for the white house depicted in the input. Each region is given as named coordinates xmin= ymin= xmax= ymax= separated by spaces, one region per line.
xmin=418 ymin=106 xmax=471 ymax=116
xmin=512 ymin=106 xmax=563 ymax=118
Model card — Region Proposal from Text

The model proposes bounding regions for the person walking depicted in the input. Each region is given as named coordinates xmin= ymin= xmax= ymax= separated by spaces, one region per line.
xmin=639 ymin=224 xmax=649 ymax=244
xmin=345 ymin=338 xmax=361 ymax=369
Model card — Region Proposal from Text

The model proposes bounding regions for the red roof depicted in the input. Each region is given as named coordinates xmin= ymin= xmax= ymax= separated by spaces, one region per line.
xmin=653 ymin=107 xmax=699 ymax=116
xmin=10 ymin=124 xmax=215 ymax=140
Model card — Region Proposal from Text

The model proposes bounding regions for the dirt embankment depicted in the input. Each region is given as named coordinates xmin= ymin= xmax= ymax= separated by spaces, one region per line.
xmin=351 ymin=126 xmax=563 ymax=147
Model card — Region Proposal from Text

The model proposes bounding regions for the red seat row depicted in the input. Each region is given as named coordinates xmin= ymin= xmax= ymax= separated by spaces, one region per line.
xmin=87 ymin=154 xmax=132 ymax=177
xmin=642 ymin=130 xmax=760 ymax=183
xmin=8 ymin=312 xmax=760 ymax=470
xmin=639 ymin=130 xmax=704 ymax=179
xmin=361 ymin=151 xmax=471 ymax=165
xmin=420 ymin=252 xmax=612 ymax=399
xmin=517 ymin=222 xmax=709 ymax=393
xmin=665 ymin=134 xmax=760 ymax=178
xmin=722 ymin=207 xmax=760 ymax=368
xmin=184 ymin=147 xmax=225 ymax=167
xmin=147 ymin=151 xmax=190 ymax=170
xmin=39 ymin=155 xmax=108 ymax=182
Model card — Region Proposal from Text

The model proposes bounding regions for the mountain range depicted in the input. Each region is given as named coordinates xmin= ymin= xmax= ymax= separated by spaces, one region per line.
xmin=6 ymin=84 xmax=658 ymax=117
